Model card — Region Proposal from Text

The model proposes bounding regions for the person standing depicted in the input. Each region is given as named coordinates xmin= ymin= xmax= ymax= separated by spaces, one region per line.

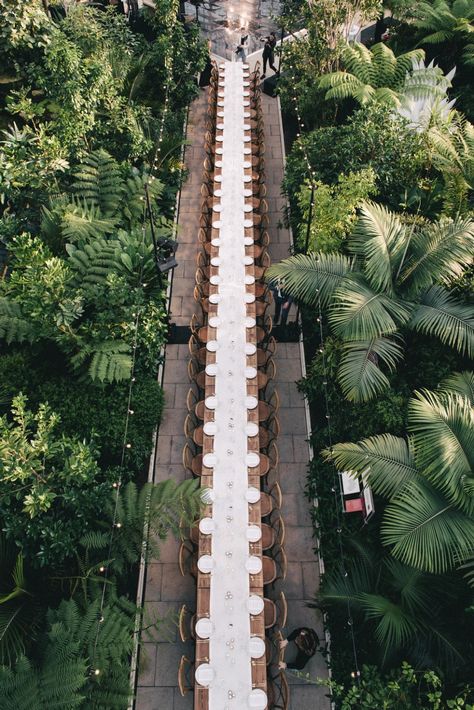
xmin=236 ymin=30 xmax=249 ymax=62
xmin=270 ymin=278 xmax=293 ymax=326
xmin=260 ymin=32 xmax=277 ymax=78
xmin=279 ymin=627 xmax=320 ymax=671
xmin=199 ymin=40 xmax=213 ymax=88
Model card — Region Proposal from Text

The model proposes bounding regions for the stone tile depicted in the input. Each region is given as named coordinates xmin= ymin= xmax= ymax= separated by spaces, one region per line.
xmin=170 ymin=435 xmax=186 ymax=464
xmin=282 ymin=561 xmax=304 ymax=599
xmin=155 ymin=435 xmax=172 ymax=465
xmin=289 ymin=683 xmax=331 ymax=707
xmin=289 ymin=382 xmax=306 ymax=408
xmin=137 ymin=642 xmax=157 ymax=686
xmin=173 ymin=689 xmax=195 ymax=709
xmin=277 ymin=435 xmax=294 ymax=463
xmin=163 ymin=359 xmax=189 ymax=384
xmin=275 ymin=381 xmax=290 ymax=407
xmin=174 ymin=383 xmax=190 ymax=408
xmin=161 ymin=563 xmax=195 ymax=602
xmin=274 ymin=357 xmax=303 ymax=382
xmin=142 ymin=601 xmax=181 ymax=642
xmin=154 ymin=463 xmax=186 ymax=484
xmin=154 ymin=641 xmax=185 ymax=686
xmin=135 ymin=686 xmax=174 ymax=709
xmin=292 ymin=435 xmax=311 ymax=462
xmin=159 ymin=408 xmax=187 ymax=436
xmin=279 ymin=407 xmax=307 ymax=435
xmin=285 ymin=526 xmax=316 ymax=563
xmin=282 ymin=493 xmax=312 ymax=527
xmin=285 ymin=598 xmax=323 ymax=633
xmin=144 ymin=563 xmax=163 ymax=602
xmin=165 ymin=345 xmax=179 ymax=359
xmin=279 ymin=462 xmax=309 ymax=493
xmin=302 ymin=562 xmax=321 ymax=599
xmin=154 ymin=534 xmax=180 ymax=564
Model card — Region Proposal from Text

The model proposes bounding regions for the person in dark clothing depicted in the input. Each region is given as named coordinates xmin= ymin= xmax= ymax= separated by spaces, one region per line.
xmin=260 ymin=32 xmax=277 ymax=78
xmin=279 ymin=627 xmax=320 ymax=671
xmin=270 ymin=278 xmax=293 ymax=325
xmin=199 ymin=40 xmax=212 ymax=88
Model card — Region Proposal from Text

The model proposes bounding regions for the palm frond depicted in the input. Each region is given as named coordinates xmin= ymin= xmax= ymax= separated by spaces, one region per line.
xmin=337 ymin=335 xmax=404 ymax=402
xmin=358 ymin=592 xmax=418 ymax=660
xmin=329 ymin=278 xmax=412 ymax=341
xmin=348 ymin=201 xmax=405 ymax=296
xmin=409 ymin=285 xmax=474 ymax=357
xmin=408 ymin=388 xmax=474 ymax=511
xmin=399 ymin=217 xmax=474 ymax=294
xmin=266 ymin=253 xmax=352 ymax=309
xmin=439 ymin=370 xmax=474 ymax=405
xmin=382 ymin=479 xmax=474 ymax=573
xmin=324 ymin=434 xmax=418 ymax=499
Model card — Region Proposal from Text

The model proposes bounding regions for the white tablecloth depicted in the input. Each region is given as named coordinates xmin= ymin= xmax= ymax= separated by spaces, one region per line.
xmin=208 ymin=60 xmax=253 ymax=709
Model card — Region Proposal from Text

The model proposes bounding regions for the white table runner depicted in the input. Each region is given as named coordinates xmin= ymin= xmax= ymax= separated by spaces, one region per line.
xmin=208 ymin=60 xmax=253 ymax=708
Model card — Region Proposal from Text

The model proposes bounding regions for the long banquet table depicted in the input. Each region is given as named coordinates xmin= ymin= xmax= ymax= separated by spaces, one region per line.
xmin=193 ymin=60 xmax=268 ymax=710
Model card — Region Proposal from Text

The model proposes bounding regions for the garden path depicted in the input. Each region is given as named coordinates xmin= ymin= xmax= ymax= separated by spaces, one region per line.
xmin=134 ymin=85 xmax=330 ymax=710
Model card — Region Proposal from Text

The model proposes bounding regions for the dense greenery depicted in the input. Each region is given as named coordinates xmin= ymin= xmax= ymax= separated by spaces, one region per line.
xmin=273 ymin=0 xmax=474 ymax=703
xmin=0 ymin=1 xmax=205 ymax=706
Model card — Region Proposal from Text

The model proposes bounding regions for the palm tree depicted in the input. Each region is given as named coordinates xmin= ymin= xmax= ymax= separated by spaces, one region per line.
xmin=267 ymin=202 xmax=474 ymax=402
xmin=318 ymin=42 xmax=425 ymax=107
xmin=414 ymin=0 xmax=474 ymax=68
xmin=313 ymin=541 xmax=462 ymax=669
xmin=324 ymin=372 xmax=474 ymax=579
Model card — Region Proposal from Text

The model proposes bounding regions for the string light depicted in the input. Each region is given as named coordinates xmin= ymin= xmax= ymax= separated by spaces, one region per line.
xmin=286 ymin=60 xmax=362 ymax=683
xmin=89 ymin=3 xmax=182 ymax=677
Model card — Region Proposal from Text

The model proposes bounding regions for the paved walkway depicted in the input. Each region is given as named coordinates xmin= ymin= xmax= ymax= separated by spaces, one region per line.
xmin=135 ymin=86 xmax=330 ymax=709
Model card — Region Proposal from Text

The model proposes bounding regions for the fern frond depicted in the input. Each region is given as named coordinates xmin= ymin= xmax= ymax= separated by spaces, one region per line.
xmin=72 ymin=149 xmax=123 ymax=218
xmin=0 ymin=299 xmax=34 ymax=344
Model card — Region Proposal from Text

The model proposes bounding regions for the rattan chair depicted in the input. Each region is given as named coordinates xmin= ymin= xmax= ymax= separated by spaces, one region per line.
xmin=177 ymin=655 xmax=194 ymax=696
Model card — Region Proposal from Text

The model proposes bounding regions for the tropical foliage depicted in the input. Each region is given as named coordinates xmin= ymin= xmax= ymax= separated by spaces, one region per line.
xmin=0 ymin=1 xmax=205 ymax=705
xmin=277 ymin=0 xmax=474 ymax=696
xmin=326 ymin=373 xmax=474 ymax=579
xmin=268 ymin=202 xmax=474 ymax=402
xmin=413 ymin=0 xmax=474 ymax=68
xmin=318 ymin=41 xmax=425 ymax=106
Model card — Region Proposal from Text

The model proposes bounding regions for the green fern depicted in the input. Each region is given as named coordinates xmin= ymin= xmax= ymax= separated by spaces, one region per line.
xmin=66 ymin=240 xmax=121 ymax=288
xmin=72 ymin=149 xmax=123 ymax=218
xmin=61 ymin=199 xmax=117 ymax=243
xmin=0 ymin=298 xmax=34 ymax=344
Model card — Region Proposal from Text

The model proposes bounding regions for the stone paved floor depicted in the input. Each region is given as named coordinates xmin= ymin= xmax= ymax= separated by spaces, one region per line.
xmin=135 ymin=89 xmax=330 ymax=709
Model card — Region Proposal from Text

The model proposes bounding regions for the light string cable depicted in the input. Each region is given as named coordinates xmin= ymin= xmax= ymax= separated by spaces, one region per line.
xmin=90 ymin=25 xmax=178 ymax=678
xmin=286 ymin=59 xmax=361 ymax=684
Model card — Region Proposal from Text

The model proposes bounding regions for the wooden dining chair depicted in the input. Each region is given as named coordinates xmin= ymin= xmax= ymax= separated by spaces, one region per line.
xmin=264 ymin=597 xmax=277 ymax=629
xmin=269 ymin=481 xmax=283 ymax=511
xmin=186 ymin=387 xmax=200 ymax=415
xmin=182 ymin=441 xmax=198 ymax=477
xmin=261 ymin=522 xmax=276 ymax=551
xmin=187 ymin=358 xmax=206 ymax=393
xmin=267 ymin=439 xmax=280 ymax=470
xmin=178 ymin=540 xmax=197 ymax=579
xmin=277 ymin=669 xmax=290 ymax=709
xmin=262 ymin=555 xmax=277 ymax=585
xmin=270 ymin=512 xmax=286 ymax=549
xmin=184 ymin=412 xmax=200 ymax=443
xmin=260 ymin=491 xmax=273 ymax=518
xmin=274 ymin=545 xmax=288 ymax=584
xmin=275 ymin=591 xmax=288 ymax=630
xmin=178 ymin=604 xmax=196 ymax=643
xmin=178 ymin=655 xmax=194 ymax=696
